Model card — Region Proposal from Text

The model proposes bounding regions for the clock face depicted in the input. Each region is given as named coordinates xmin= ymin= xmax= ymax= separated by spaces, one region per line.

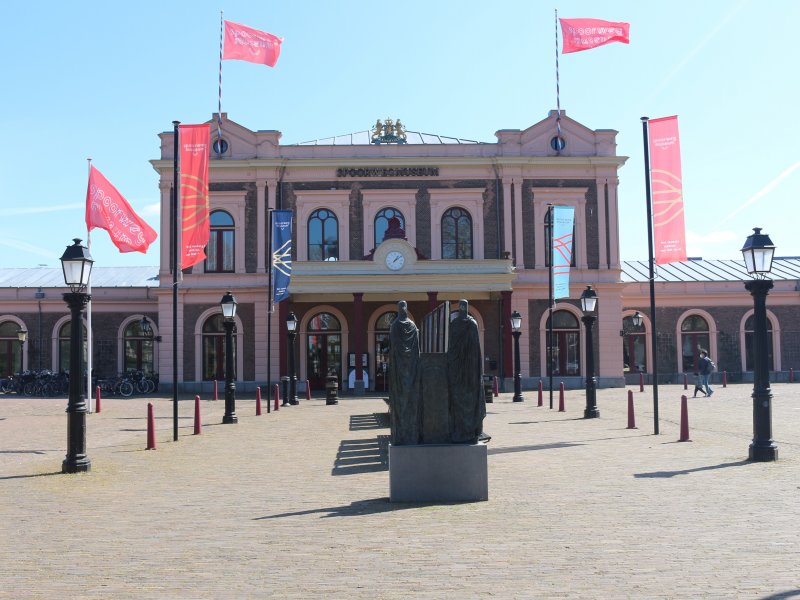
xmin=385 ymin=250 xmax=405 ymax=271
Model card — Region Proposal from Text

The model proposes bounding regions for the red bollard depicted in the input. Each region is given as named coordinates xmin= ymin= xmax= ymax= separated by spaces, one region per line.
xmin=193 ymin=395 xmax=202 ymax=435
xmin=639 ymin=372 xmax=644 ymax=392
xmin=213 ymin=379 xmax=218 ymax=401
xmin=306 ymin=380 xmax=311 ymax=402
xmin=558 ymin=382 xmax=565 ymax=412
xmin=493 ymin=376 xmax=499 ymax=397
xmin=273 ymin=384 xmax=280 ymax=411
xmin=256 ymin=387 xmax=262 ymax=416
xmin=791 ymin=368 xmax=795 ymax=383
xmin=95 ymin=385 xmax=102 ymax=414
xmin=146 ymin=402 xmax=156 ymax=449
xmin=627 ymin=389 xmax=636 ymax=429
xmin=683 ymin=372 xmax=688 ymax=390
xmin=722 ymin=370 xmax=727 ymax=388
xmin=679 ymin=395 xmax=691 ymax=442
xmin=537 ymin=380 xmax=543 ymax=407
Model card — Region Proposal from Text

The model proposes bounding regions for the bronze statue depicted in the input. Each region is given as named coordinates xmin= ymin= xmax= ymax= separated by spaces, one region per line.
xmin=394 ymin=119 xmax=406 ymax=140
xmin=447 ymin=299 xmax=485 ymax=444
xmin=371 ymin=119 xmax=383 ymax=140
xmin=388 ymin=300 xmax=421 ymax=445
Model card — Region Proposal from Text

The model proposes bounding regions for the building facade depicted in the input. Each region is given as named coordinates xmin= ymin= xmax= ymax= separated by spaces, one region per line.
xmin=1 ymin=111 xmax=798 ymax=392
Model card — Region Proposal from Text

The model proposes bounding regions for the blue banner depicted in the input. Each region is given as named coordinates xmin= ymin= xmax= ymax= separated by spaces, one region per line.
xmin=552 ymin=206 xmax=575 ymax=300
xmin=271 ymin=210 xmax=293 ymax=304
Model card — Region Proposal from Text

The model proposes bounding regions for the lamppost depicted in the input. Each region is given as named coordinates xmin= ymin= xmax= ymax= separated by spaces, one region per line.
xmin=510 ymin=310 xmax=524 ymax=402
xmin=741 ymin=228 xmax=778 ymax=462
xmin=286 ymin=312 xmax=298 ymax=405
xmin=220 ymin=291 xmax=238 ymax=424
xmin=580 ymin=285 xmax=599 ymax=419
xmin=17 ymin=329 xmax=27 ymax=373
xmin=60 ymin=238 xmax=93 ymax=473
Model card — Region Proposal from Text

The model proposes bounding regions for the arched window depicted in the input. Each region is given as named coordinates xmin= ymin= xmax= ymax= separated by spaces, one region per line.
xmin=308 ymin=209 xmax=339 ymax=261
xmin=622 ymin=316 xmax=646 ymax=373
xmin=58 ymin=321 xmax=87 ymax=374
xmin=124 ymin=319 xmax=155 ymax=374
xmin=744 ymin=315 xmax=774 ymax=372
xmin=202 ymin=314 xmax=235 ymax=381
xmin=0 ymin=321 xmax=23 ymax=376
xmin=307 ymin=312 xmax=342 ymax=390
xmin=680 ymin=315 xmax=710 ymax=372
xmin=206 ymin=210 xmax=235 ymax=273
xmin=544 ymin=209 xmax=576 ymax=267
xmin=547 ymin=310 xmax=580 ymax=376
xmin=441 ymin=207 xmax=473 ymax=259
xmin=374 ymin=208 xmax=405 ymax=248
xmin=374 ymin=311 xmax=395 ymax=392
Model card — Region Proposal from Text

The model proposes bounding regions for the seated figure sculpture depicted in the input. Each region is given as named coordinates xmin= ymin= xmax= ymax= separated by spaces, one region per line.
xmin=447 ymin=299 xmax=486 ymax=444
xmin=388 ymin=300 xmax=421 ymax=445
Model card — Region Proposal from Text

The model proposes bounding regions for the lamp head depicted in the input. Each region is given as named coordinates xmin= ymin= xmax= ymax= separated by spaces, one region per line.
xmin=510 ymin=310 xmax=523 ymax=332
xmin=60 ymin=238 xmax=94 ymax=293
xmin=17 ymin=329 xmax=28 ymax=343
xmin=740 ymin=227 xmax=775 ymax=278
xmin=580 ymin=285 xmax=598 ymax=314
xmin=220 ymin=290 xmax=238 ymax=321
xmin=286 ymin=311 xmax=298 ymax=332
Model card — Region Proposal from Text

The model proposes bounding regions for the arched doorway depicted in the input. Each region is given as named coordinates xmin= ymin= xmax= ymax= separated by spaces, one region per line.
xmin=744 ymin=314 xmax=774 ymax=372
xmin=123 ymin=319 xmax=155 ymax=374
xmin=0 ymin=321 xmax=23 ymax=376
xmin=546 ymin=310 xmax=581 ymax=376
xmin=373 ymin=311 xmax=395 ymax=393
xmin=306 ymin=312 xmax=342 ymax=390
xmin=680 ymin=314 xmax=710 ymax=372
xmin=622 ymin=315 xmax=646 ymax=373
xmin=202 ymin=314 xmax=236 ymax=381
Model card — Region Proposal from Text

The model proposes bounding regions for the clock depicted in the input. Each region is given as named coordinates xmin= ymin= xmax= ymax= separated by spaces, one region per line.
xmin=385 ymin=250 xmax=405 ymax=271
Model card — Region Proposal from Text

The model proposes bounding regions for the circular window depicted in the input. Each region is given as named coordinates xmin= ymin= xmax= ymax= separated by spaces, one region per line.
xmin=212 ymin=138 xmax=229 ymax=154
xmin=550 ymin=136 xmax=566 ymax=151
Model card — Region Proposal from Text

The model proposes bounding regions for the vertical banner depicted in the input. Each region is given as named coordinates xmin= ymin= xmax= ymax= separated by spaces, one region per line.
xmin=179 ymin=124 xmax=211 ymax=269
xmin=552 ymin=205 xmax=575 ymax=299
xmin=648 ymin=116 xmax=687 ymax=264
xmin=271 ymin=210 xmax=293 ymax=304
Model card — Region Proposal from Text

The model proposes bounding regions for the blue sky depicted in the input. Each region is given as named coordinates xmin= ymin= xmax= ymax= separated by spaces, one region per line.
xmin=2 ymin=0 xmax=798 ymax=268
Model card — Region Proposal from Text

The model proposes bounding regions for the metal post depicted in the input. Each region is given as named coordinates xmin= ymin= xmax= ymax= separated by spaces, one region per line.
xmin=746 ymin=279 xmax=777 ymax=461
xmin=512 ymin=329 xmax=523 ymax=402
xmin=582 ymin=314 xmax=599 ymax=418
xmin=222 ymin=320 xmax=237 ymax=424
xmin=288 ymin=329 xmax=298 ymax=405
xmin=62 ymin=292 xmax=91 ymax=473
xmin=172 ymin=120 xmax=180 ymax=442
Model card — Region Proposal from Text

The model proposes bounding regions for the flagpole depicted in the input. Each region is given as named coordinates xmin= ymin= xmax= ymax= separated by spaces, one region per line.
xmin=641 ymin=116 xmax=660 ymax=435
xmin=554 ymin=9 xmax=563 ymax=155
xmin=548 ymin=204 xmax=554 ymax=409
xmin=217 ymin=11 xmax=224 ymax=156
xmin=86 ymin=158 xmax=93 ymax=413
xmin=172 ymin=121 xmax=180 ymax=442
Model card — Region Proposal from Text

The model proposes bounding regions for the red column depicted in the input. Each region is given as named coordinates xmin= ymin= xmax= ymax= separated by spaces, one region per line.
xmin=501 ymin=291 xmax=513 ymax=378
xmin=278 ymin=300 xmax=288 ymax=378
xmin=353 ymin=293 xmax=364 ymax=386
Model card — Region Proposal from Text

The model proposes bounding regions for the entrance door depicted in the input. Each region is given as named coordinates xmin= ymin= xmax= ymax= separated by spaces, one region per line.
xmin=306 ymin=312 xmax=343 ymax=391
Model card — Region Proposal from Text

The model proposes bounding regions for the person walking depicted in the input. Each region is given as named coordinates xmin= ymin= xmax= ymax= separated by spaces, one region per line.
xmin=699 ymin=350 xmax=715 ymax=397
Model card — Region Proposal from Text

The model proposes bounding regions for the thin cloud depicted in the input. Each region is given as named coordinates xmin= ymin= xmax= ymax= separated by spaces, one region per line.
xmin=718 ymin=160 xmax=800 ymax=225
xmin=141 ymin=202 xmax=161 ymax=216
xmin=0 ymin=238 xmax=57 ymax=258
xmin=0 ymin=203 xmax=84 ymax=217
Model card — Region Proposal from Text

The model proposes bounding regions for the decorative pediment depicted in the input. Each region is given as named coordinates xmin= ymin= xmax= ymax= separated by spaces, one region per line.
xmin=495 ymin=110 xmax=618 ymax=157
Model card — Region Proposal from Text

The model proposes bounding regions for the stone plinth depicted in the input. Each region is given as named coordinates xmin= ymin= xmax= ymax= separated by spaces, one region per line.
xmin=389 ymin=443 xmax=488 ymax=503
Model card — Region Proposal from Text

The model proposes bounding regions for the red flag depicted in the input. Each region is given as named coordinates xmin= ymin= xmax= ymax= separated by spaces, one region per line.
xmin=85 ymin=166 xmax=157 ymax=253
xmin=649 ymin=116 xmax=687 ymax=264
xmin=179 ymin=124 xmax=211 ymax=269
xmin=560 ymin=18 xmax=630 ymax=54
xmin=223 ymin=20 xmax=283 ymax=67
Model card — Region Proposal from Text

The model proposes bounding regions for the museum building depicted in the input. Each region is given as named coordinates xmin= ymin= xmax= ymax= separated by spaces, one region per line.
xmin=1 ymin=111 xmax=799 ymax=392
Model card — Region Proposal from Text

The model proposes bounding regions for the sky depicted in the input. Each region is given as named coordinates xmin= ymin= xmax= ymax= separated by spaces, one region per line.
xmin=2 ymin=0 xmax=798 ymax=269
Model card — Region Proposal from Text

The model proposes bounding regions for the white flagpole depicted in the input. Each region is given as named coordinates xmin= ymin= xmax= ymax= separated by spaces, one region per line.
xmin=554 ymin=9 xmax=563 ymax=155
xmin=217 ymin=10 xmax=224 ymax=156
xmin=86 ymin=157 xmax=94 ymax=413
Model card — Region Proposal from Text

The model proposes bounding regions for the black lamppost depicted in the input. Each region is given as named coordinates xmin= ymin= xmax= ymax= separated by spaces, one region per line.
xmin=580 ymin=285 xmax=599 ymax=419
xmin=511 ymin=310 xmax=524 ymax=402
xmin=741 ymin=228 xmax=778 ymax=462
xmin=60 ymin=238 xmax=93 ymax=473
xmin=17 ymin=329 xmax=27 ymax=373
xmin=220 ymin=291 xmax=238 ymax=424
xmin=286 ymin=312 xmax=298 ymax=405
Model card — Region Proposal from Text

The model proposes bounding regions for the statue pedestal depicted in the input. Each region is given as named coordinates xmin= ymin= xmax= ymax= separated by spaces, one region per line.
xmin=389 ymin=443 xmax=488 ymax=503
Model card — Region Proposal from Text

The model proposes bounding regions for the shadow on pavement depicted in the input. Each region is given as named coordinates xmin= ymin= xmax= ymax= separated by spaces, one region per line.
xmin=349 ymin=413 xmax=389 ymax=431
xmin=331 ymin=436 xmax=389 ymax=475
xmin=758 ymin=591 xmax=800 ymax=600
xmin=634 ymin=459 xmax=751 ymax=478
xmin=254 ymin=496 xmax=471 ymax=520
xmin=489 ymin=441 xmax=583 ymax=455
xmin=0 ymin=471 xmax=62 ymax=480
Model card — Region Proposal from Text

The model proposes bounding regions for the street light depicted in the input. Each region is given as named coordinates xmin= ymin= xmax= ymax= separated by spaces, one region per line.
xmin=510 ymin=310 xmax=524 ymax=402
xmin=220 ymin=291 xmax=238 ymax=424
xmin=580 ymin=285 xmax=599 ymax=419
xmin=741 ymin=228 xmax=777 ymax=462
xmin=60 ymin=238 xmax=93 ymax=473
xmin=632 ymin=311 xmax=643 ymax=328
xmin=17 ymin=329 xmax=27 ymax=374
xmin=286 ymin=312 xmax=299 ymax=405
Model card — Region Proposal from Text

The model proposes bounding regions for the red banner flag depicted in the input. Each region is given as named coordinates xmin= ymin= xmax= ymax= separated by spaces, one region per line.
xmin=179 ymin=124 xmax=211 ymax=269
xmin=560 ymin=18 xmax=630 ymax=54
xmin=223 ymin=20 xmax=283 ymax=67
xmin=85 ymin=166 xmax=157 ymax=253
xmin=648 ymin=116 xmax=687 ymax=264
